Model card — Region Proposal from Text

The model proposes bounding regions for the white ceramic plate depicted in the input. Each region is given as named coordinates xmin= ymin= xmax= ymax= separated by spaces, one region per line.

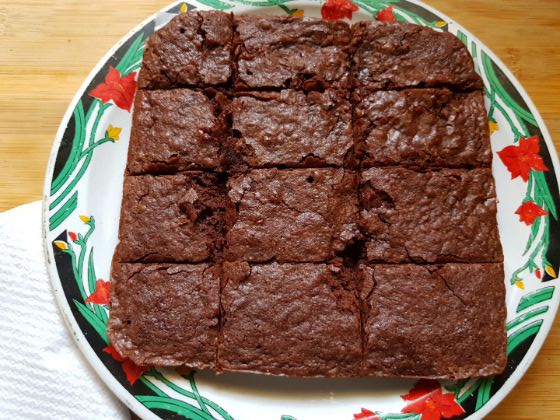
xmin=43 ymin=1 xmax=560 ymax=419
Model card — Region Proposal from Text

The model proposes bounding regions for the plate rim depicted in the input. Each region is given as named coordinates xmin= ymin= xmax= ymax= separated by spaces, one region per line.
xmin=41 ymin=1 xmax=560 ymax=419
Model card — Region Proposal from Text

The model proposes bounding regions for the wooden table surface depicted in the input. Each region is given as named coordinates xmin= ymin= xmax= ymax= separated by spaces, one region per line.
xmin=1 ymin=0 xmax=559 ymax=418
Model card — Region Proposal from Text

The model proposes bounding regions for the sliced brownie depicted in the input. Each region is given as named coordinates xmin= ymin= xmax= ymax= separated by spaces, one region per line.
xmin=354 ymin=89 xmax=491 ymax=168
xmin=107 ymin=263 xmax=220 ymax=367
xmin=351 ymin=21 xmax=482 ymax=91
xmin=228 ymin=90 xmax=353 ymax=169
xmin=115 ymin=173 xmax=230 ymax=263
xmin=127 ymin=89 xmax=228 ymax=174
xmin=359 ymin=167 xmax=502 ymax=263
xmin=225 ymin=168 xmax=360 ymax=262
xmin=361 ymin=263 xmax=507 ymax=379
xmin=220 ymin=262 xmax=362 ymax=376
xmin=138 ymin=11 xmax=233 ymax=89
xmin=234 ymin=15 xmax=351 ymax=91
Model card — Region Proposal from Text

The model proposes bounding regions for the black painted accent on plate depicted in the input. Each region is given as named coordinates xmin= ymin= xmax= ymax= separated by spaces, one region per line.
xmin=399 ymin=0 xmax=445 ymax=26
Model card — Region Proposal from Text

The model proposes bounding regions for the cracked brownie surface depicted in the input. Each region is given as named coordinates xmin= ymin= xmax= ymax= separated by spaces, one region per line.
xmin=234 ymin=15 xmax=351 ymax=91
xmin=361 ymin=263 xmax=507 ymax=378
xmin=359 ymin=167 xmax=502 ymax=263
xmin=127 ymin=89 xmax=228 ymax=174
xmin=352 ymin=21 xmax=483 ymax=91
xmin=220 ymin=261 xmax=362 ymax=376
xmin=108 ymin=11 xmax=506 ymax=379
xmin=108 ymin=263 xmax=220 ymax=367
xmin=225 ymin=168 xmax=360 ymax=262
xmin=115 ymin=172 xmax=230 ymax=263
xmin=228 ymin=89 xmax=353 ymax=169
xmin=354 ymin=89 xmax=491 ymax=168
xmin=138 ymin=11 xmax=233 ymax=89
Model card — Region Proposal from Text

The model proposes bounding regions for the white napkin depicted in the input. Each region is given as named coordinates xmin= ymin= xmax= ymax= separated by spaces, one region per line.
xmin=0 ymin=201 xmax=129 ymax=420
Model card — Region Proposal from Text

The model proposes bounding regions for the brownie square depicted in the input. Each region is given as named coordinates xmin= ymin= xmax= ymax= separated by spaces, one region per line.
xmin=359 ymin=167 xmax=502 ymax=263
xmin=220 ymin=262 xmax=362 ymax=376
xmin=127 ymin=89 xmax=227 ymax=174
xmin=229 ymin=90 xmax=353 ymax=169
xmin=115 ymin=172 xmax=230 ymax=263
xmin=107 ymin=263 xmax=220 ymax=367
xmin=226 ymin=168 xmax=360 ymax=262
xmin=138 ymin=11 xmax=233 ymax=89
xmin=352 ymin=21 xmax=482 ymax=91
xmin=355 ymin=89 xmax=491 ymax=168
xmin=361 ymin=263 xmax=507 ymax=379
xmin=234 ymin=15 xmax=351 ymax=91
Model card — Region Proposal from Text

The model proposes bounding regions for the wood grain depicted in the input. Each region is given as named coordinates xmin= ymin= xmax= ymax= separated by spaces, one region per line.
xmin=0 ymin=0 xmax=558 ymax=418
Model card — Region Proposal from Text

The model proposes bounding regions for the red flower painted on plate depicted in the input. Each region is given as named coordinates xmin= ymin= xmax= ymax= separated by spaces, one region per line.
xmin=321 ymin=0 xmax=358 ymax=20
xmin=401 ymin=379 xmax=464 ymax=420
xmin=497 ymin=135 xmax=548 ymax=182
xmin=535 ymin=268 xmax=542 ymax=279
xmin=103 ymin=345 xmax=148 ymax=385
xmin=376 ymin=6 xmax=397 ymax=22
xmin=85 ymin=279 xmax=111 ymax=305
xmin=515 ymin=201 xmax=548 ymax=225
xmin=67 ymin=231 xmax=77 ymax=242
xmin=90 ymin=66 xmax=137 ymax=112
xmin=354 ymin=407 xmax=382 ymax=420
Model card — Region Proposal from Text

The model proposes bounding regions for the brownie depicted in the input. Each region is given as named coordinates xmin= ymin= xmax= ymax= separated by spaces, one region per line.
xmin=228 ymin=90 xmax=353 ymax=169
xmin=220 ymin=262 xmax=362 ymax=376
xmin=352 ymin=21 xmax=483 ymax=91
xmin=355 ymin=89 xmax=491 ymax=168
xmin=115 ymin=173 xmax=230 ymax=263
xmin=234 ymin=15 xmax=351 ymax=91
xmin=226 ymin=168 xmax=360 ymax=262
xmin=359 ymin=167 xmax=502 ymax=263
xmin=138 ymin=11 xmax=233 ymax=89
xmin=127 ymin=89 xmax=227 ymax=174
xmin=361 ymin=263 xmax=507 ymax=379
xmin=107 ymin=263 xmax=220 ymax=367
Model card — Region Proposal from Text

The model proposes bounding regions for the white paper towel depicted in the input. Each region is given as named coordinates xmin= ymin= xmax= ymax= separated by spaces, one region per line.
xmin=0 ymin=201 xmax=129 ymax=420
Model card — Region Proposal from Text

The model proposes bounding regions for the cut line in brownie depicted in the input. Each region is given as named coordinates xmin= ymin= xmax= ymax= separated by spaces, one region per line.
xmin=138 ymin=11 xmax=233 ymax=89
xmin=107 ymin=263 xmax=220 ymax=367
xmin=225 ymin=168 xmax=360 ymax=263
xmin=219 ymin=261 xmax=362 ymax=376
xmin=359 ymin=167 xmax=503 ymax=263
xmin=361 ymin=263 xmax=507 ymax=379
xmin=115 ymin=172 xmax=231 ymax=263
xmin=354 ymin=89 xmax=492 ymax=169
xmin=234 ymin=15 xmax=351 ymax=91
xmin=228 ymin=90 xmax=354 ymax=170
xmin=127 ymin=89 xmax=228 ymax=175
xmin=351 ymin=21 xmax=483 ymax=91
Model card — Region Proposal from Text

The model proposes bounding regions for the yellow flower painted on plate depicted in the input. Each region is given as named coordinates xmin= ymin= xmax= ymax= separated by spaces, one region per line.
xmin=54 ymin=240 xmax=68 ymax=251
xmin=292 ymin=9 xmax=305 ymax=17
xmin=106 ymin=125 xmax=122 ymax=141
xmin=180 ymin=3 xmax=188 ymax=14
xmin=545 ymin=264 xmax=558 ymax=278
xmin=514 ymin=280 xmax=525 ymax=289
xmin=489 ymin=120 xmax=499 ymax=136
xmin=434 ymin=21 xmax=446 ymax=28
xmin=79 ymin=215 xmax=91 ymax=223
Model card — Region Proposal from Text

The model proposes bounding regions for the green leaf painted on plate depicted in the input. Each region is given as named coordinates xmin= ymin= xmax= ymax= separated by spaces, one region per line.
xmin=517 ymin=287 xmax=555 ymax=312
xmin=74 ymin=300 xmax=109 ymax=343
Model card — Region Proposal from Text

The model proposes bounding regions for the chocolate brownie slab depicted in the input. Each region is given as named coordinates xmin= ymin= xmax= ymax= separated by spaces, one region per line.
xmin=127 ymin=89 xmax=227 ymax=174
xmin=115 ymin=173 xmax=230 ymax=263
xmin=107 ymin=263 xmax=220 ymax=367
xmin=355 ymin=89 xmax=491 ymax=168
xmin=229 ymin=90 xmax=353 ymax=169
xmin=359 ymin=167 xmax=502 ymax=263
xmin=352 ymin=21 xmax=482 ymax=91
xmin=220 ymin=262 xmax=362 ymax=376
xmin=234 ymin=15 xmax=351 ymax=91
xmin=139 ymin=11 xmax=233 ymax=89
xmin=361 ymin=263 xmax=507 ymax=379
xmin=226 ymin=168 xmax=360 ymax=262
